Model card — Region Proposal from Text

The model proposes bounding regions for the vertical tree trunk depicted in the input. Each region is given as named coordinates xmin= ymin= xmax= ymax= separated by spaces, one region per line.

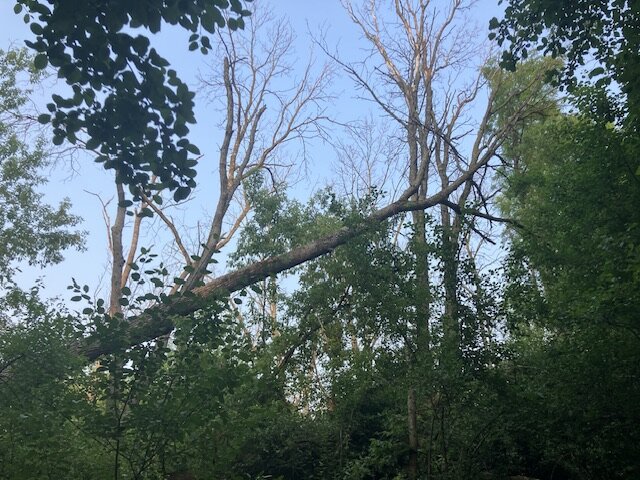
xmin=440 ymin=207 xmax=461 ymax=365
xmin=269 ymin=274 xmax=278 ymax=337
xmin=109 ymin=181 xmax=126 ymax=316
xmin=408 ymin=111 xmax=430 ymax=479
xmin=408 ymin=387 xmax=419 ymax=480
xmin=412 ymin=209 xmax=431 ymax=351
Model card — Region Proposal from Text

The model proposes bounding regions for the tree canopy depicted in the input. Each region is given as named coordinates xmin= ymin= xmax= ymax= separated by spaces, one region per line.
xmin=17 ymin=0 xmax=252 ymax=199
xmin=490 ymin=0 xmax=640 ymax=123
xmin=0 ymin=48 xmax=84 ymax=287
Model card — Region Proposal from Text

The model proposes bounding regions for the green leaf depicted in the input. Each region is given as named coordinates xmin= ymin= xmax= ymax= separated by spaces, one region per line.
xmin=85 ymin=137 xmax=100 ymax=150
xmin=33 ymin=53 xmax=48 ymax=70
xmin=139 ymin=207 xmax=154 ymax=218
xmin=173 ymin=186 xmax=191 ymax=201
xmin=30 ymin=22 xmax=43 ymax=35
xmin=185 ymin=143 xmax=201 ymax=155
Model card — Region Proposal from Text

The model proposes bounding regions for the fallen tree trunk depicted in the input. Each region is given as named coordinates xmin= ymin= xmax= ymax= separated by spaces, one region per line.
xmin=78 ymin=163 xmax=488 ymax=361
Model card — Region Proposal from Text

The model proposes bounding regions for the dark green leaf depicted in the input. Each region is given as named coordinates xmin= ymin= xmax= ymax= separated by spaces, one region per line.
xmin=173 ymin=186 xmax=191 ymax=202
xmin=33 ymin=53 xmax=48 ymax=70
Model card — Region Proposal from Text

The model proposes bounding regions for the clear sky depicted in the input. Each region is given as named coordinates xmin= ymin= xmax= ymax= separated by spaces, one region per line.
xmin=0 ymin=0 xmax=503 ymax=303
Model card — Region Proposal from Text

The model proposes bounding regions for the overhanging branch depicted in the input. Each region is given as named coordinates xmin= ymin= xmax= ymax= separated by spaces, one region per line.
xmin=78 ymin=160 xmax=487 ymax=361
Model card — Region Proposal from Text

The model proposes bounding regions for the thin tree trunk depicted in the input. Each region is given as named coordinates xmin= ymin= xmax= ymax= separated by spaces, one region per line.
xmin=76 ymin=165 xmax=497 ymax=361
xmin=109 ymin=181 xmax=126 ymax=316
xmin=440 ymin=217 xmax=461 ymax=362
xmin=408 ymin=387 xmax=419 ymax=480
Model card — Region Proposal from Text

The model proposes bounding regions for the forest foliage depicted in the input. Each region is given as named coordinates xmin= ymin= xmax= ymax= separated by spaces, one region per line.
xmin=0 ymin=1 xmax=639 ymax=479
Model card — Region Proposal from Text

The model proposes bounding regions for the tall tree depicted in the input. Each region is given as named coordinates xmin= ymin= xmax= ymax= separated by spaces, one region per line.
xmin=494 ymin=81 xmax=640 ymax=478
xmin=332 ymin=1 xmax=557 ymax=476
xmin=0 ymin=48 xmax=84 ymax=289
xmin=6 ymin=1 xmax=640 ymax=479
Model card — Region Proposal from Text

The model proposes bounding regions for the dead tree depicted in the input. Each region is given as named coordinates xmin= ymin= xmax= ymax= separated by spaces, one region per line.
xmin=325 ymin=1 xmax=560 ymax=477
xmin=181 ymin=8 xmax=333 ymax=292
xmin=4 ymin=5 xmax=551 ymax=404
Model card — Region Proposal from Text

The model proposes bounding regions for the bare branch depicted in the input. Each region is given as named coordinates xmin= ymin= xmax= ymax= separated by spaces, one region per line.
xmin=186 ymin=6 xmax=332 ymax=290
xmin=121 ymin=204 xmax=144 ymax=290
xmin=76 ymin=149 xmax=493 ymax=360
xmin=139 ymin=193 xmax=191 ymax=267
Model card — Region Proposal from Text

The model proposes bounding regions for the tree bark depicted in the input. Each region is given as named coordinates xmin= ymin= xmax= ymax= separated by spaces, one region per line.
xmin=109 ymin=181 xmax=126 ymax=316
xmin=408 ymin=387 xmax=419 ymax=480
xmin=76 ymin=162 xmax=492 ymax=361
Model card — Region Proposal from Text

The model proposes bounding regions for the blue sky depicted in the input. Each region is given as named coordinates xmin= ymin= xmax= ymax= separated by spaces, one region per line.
xmin=0 ymin=0 xmax=504 ymax=303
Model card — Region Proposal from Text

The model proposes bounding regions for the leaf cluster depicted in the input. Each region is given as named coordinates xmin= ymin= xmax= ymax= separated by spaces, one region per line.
xmin=16 ymin=0 xmax=252 ymax=200
xmin=0 ymin=48 xmax=85 ymax=284
xmin=490 ymin=0 xmax=640 ymax=123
